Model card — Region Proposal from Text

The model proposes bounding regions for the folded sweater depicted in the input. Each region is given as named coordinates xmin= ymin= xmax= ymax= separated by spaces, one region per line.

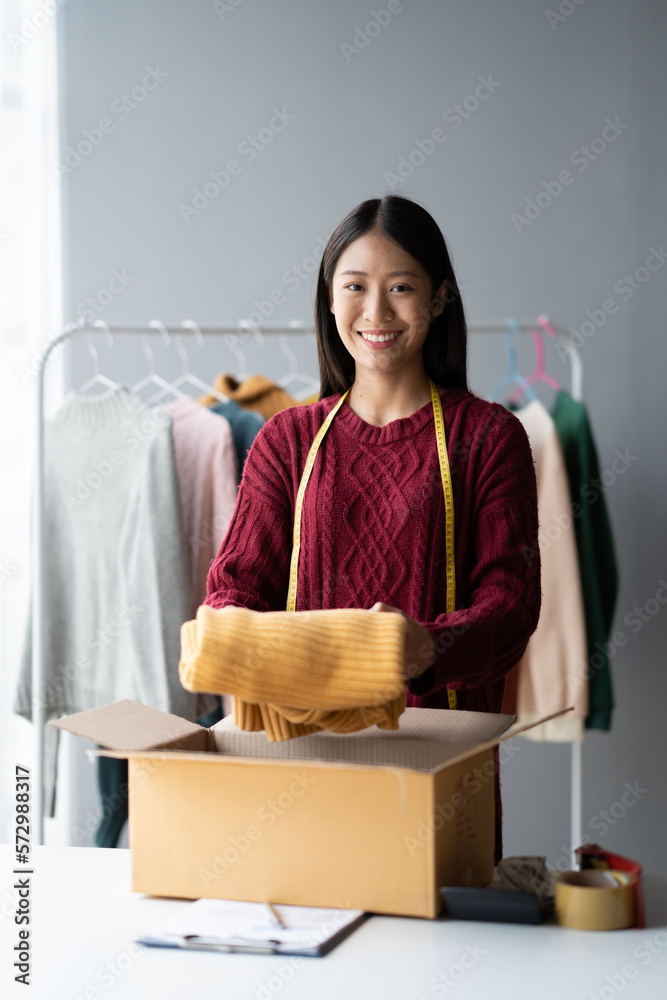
xmin=179 ymin=604 xmax=408 ymax=740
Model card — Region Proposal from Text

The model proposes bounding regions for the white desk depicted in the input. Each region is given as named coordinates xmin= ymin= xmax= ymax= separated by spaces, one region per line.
xmin=1 ymin=845 xmax=665 ymax=1000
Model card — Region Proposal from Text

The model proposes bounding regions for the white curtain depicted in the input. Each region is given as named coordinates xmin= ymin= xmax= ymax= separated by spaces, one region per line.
xmin=0 ymin=0 xmax=64 ymax=838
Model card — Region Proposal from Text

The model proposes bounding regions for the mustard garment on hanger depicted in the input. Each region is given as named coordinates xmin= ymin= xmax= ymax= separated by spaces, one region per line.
xmin=199 ymin=373 xmax=297 ymax=418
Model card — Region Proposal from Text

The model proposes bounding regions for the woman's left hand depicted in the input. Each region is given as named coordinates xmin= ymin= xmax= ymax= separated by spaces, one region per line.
xmin=369 ymin=602 xmax=435 ymax=681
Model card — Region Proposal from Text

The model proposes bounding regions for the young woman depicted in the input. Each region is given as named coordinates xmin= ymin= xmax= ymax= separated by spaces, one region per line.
xmin=204 ymin=194 xmax=541 ymax=854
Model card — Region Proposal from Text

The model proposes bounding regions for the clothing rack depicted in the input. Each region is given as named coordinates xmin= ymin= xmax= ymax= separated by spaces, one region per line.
xmin=32 ymin=320 xmax=584 ymax=859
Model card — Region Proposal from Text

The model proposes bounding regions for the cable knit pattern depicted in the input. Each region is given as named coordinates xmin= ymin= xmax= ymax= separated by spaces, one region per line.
xmin=179 ymin=604 xmax=407 ymax=740
xmin=205 ymin=386 xmax=541 ymax=718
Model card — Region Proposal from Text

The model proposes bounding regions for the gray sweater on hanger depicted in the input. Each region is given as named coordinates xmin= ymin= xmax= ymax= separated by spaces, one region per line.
xmin=14 ymin=386 xmax=197 ymax=819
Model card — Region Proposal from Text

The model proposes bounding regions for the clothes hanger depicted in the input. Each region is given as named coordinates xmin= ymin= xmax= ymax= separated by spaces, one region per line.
xmin=537 ymin=314 xmax=583 ymax=401
xmin=277 ymin=324 xmax=320 ymax=400
xmin=535 ymin=312 xmax=567 ymax=389
xmin=132 ymin=321 xmax=185 ymax=400
xmin=508 ymin=313 xmax=561 ymax=405
xmin=489 ymin=317 xmax=537 ymax=404
xmin=226 ymin=321 xmax=256 ymax=382
xmin=149 ymin=320 xmax=229 ymax=403
xmin=77 ymin=321 xmax=119 ymax=393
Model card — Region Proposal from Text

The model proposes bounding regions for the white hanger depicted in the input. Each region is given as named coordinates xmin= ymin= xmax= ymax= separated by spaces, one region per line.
xmin=229 ymin=321 xmax=261 ymax=382
xmin=149 ymin=320 xmax=228 ymax=404
xmin=77 ymin=321 xmax=119 ymax=393
xmin=277 ymin=322 xmax=320 ymax=400
xmin=133 ymin=320 xmax=184 ymax=400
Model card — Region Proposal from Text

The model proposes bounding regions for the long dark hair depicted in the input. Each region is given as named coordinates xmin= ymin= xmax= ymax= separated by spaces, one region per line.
xmin=315 ymin=194 xmax=469 ymax=399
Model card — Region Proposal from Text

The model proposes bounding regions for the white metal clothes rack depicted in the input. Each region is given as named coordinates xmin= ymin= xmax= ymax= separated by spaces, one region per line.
xmin=31 ymin=320 xmax=584 ymax=860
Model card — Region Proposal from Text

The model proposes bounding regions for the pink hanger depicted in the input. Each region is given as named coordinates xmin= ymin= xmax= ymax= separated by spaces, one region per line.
xmin=508 ymin=314 xmax=561 ymax=405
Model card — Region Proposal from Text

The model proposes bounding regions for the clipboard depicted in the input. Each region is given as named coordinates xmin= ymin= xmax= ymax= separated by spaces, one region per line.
xmin=136 ymin=898 xmax=368 ymax=957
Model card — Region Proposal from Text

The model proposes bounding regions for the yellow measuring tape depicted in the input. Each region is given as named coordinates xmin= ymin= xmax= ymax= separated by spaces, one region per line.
xmin=287 ymin=378 xmax=457 ymax=709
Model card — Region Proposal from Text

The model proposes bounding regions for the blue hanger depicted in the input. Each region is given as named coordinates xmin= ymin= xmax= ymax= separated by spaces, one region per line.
xmin=489 ymin=317 xmax=537 ymax=403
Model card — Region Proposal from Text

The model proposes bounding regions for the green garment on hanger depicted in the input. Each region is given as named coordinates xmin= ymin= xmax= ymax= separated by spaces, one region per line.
xmin=550 ymin=390 xmax=618 ymax=731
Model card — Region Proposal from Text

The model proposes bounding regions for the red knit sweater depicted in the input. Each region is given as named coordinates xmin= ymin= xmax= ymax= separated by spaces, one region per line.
xmin=205 ymin=385 xmax=541 ymax=715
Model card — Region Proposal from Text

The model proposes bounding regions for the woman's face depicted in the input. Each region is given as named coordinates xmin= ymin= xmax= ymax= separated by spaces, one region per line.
xmin=328 ymin=228 xmax=445 ymax=379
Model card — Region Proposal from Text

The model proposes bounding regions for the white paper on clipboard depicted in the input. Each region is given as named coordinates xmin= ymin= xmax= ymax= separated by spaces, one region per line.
xmin=136 ymin=897 xmax=367 ymax=956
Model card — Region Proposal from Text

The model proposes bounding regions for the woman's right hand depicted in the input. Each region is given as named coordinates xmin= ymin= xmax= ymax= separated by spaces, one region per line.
xmin=369 ymin=601 xmax=435 ymax=681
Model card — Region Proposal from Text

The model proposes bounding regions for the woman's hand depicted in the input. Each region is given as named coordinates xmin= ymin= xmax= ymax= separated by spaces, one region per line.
xmin=369 ymin=602 xmax=435 ymax=681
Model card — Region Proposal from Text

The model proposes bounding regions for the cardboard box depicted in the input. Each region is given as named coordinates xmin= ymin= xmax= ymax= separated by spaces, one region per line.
xmin=51 ymin=700 xmax=541 ymax=919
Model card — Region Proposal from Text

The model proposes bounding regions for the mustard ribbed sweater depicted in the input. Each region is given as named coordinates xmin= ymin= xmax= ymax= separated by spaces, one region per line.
xmin=179 ymin=604 xmax=407 ymax=740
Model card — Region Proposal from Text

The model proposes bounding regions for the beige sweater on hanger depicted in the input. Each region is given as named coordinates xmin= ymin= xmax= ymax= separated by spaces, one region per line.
xmin=508 ymin=400 xmax=588 ymax=741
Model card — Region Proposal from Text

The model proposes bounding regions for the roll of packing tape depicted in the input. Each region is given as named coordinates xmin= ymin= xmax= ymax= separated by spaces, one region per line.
xmin=555 ymin=869 xmax=637 ymax=930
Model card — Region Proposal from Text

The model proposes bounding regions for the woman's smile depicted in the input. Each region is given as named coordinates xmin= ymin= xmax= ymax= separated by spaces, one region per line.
xmin=358 ymin=328 xmax=405 ymax=346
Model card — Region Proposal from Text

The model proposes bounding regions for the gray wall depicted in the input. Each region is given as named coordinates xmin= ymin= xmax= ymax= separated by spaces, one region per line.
xmin=58 ymin=0 xmax=666 ymax=874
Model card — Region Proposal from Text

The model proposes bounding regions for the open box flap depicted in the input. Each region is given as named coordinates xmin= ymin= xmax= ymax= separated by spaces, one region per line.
xmin=48 ymin=699 xmax=206 ymax=751
xmin=430 ymin=706 xmax=575 ymax=771
xmin=83 ymin=707 xmax=519 ymax=773
xmin=61 ymin=703 xmax=574 ymax=773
